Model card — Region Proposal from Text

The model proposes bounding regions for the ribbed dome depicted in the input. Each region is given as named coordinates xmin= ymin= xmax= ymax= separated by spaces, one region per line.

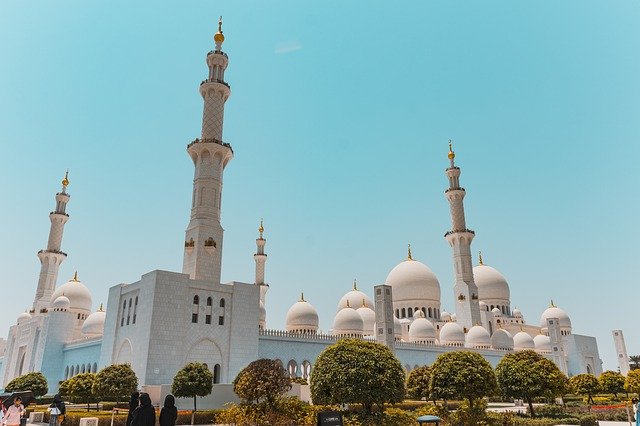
xmin=82 ymin=309 xmax=106 ymax=336
xmin=439 ymin=322 xmax=465 ymax=346
xmin=356 ymin=305 xmax=376 ymax=336
xmin=513 ymin=331 xmax=535 ymax=351
xmin=465 ymin=325 xmax=491 ymax=349
xmin=385 ymin=259 xmax=441 ymax=303
xmin=491 ymin=329 xmax=514 ymax=350
xmin=52 ymin=295 xmax=71 ymax=310
xmin=51 ymin=276 xmax=92 ymax=313
xmin=16 ymin=311 xmax=31 ymax=325
xmin=533 ymin=334 xmax=551 ymax=353
xmin=409 ymin=315 xmax=436 ymax=343
xmin=540 ymin=306 xmax=572 ymax=331
xmin=333 ymin=307 xmax=363 ymax=336
xmin=337 ymin=284 xmax=372 ymax=311
xmin=286 ymin=298 xmax=319 ymax=333
xmin=473 ymin=264 xmax=510 ymax=302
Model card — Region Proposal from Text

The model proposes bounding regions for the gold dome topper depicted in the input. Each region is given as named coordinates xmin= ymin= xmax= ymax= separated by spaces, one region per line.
xmin=478 ymin=251 xmax=484 ymax=265
xmin=61 ymin=170 xmax=70 ymax=187
xmin=72 ymin=271 xmax=79 ymax=282
xmin=299 ymin=292 xmax=305 ymax=302
xmin=258 ymin=218 xmax=264 ymax=237
xmin=448 ymin=140 xmax=456 ymax=160
xmin=407 ymin=243 xmax=413 ymax=261
xmin=214 ymin=16 xmax=225 ymax=43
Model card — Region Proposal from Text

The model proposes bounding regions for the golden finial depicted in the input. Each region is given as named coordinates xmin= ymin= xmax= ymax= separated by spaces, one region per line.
xmin=214 ymin=16 xmax=225 ymax=44
xmin=352 ymin=279 xmax=357 ymax=291
xmin=362 ymin=298 xmax=366 ymax=308
xmin=61 ymin=170 xmax=69 ymax=188
xmin=72 ymin=271 xmax=79 ymax=282
xmin=448 ymin=139 xmax=455 ymax=160
xmin=99 ymin=303 xmax=104 ymax=312
xmin=407 ymin=244 xmax=413 ymax=261
xmin=299 ymin=292 xmax=305 ymax=302
xmin=549 ymin=299 xmax=556 ymax=308
xmin=346 ymin=300 xmax=351 ymax=308
xmin=478 ymin=251 xmax=484 ymax=265
xmin=258 ymin=218 xmax=264 ymax=238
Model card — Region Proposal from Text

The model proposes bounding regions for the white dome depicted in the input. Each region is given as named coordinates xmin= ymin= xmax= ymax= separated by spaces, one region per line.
xmin=385 ymin=259 xmax=441 ymax=303
xmin=491 ymin=329 xmax=514 ymax=350
xmin=408 ymin=316 xmax=436 ymax=343
xmin=473 ymin=264 xmax=510 ymax=303
xmin=337 ymin=284 xmax=373 ymax=311
xmin=439 ymin=322 xmax=465 ymax=346
xmin=540 ymin=305 xmax=572 ymax=331
xmin=465 ymin=325 xmax=491 ymax=348
xmin=479 ymin=301 xmax=488 ymax=311
xmin=394 ymin=316 xmax=402 ymax=339
xmin=450 ymin=313 xmax=457 ymax=322
xmin=357 ymin=305 xmax=376 ymax=336
xmin=533 ymin=334 xmax=552 ymax=353
xmin=512 ymin=308 xmax=523 ymax=318
xmin=16 ymin=311 xmax=31 ymax=325
xmin=82 ymin=309 xmax=106 ymax=336
xmin=286 ymin=297 xmax=319 ymax=333
xmin=441 ymin=311 xmax=451 ymax=322
xmin=491 ymin=307 xmax=502 ymax=316
xmin=51 ymin=275 xmax=92 ymax=313
xmin=513 ymin=331 xmax=535 ymax=351
xmin=333 ymin=307 xmax=364 ymax=336
xmin=52 ymin=295 xmax=71 ymax=310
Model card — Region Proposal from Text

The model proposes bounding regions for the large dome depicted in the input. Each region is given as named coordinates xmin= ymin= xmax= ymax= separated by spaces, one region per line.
xmin=16 ymin=311 xmax=31 ymax=325
xmin=50 ymin=274 xmax=92 ymax=313
xmin=408 ymin=311 xmax=436 ymax=343
xmin=513 ymin=331 xmax=535 ymax=351
xmin=337 ymin=282 xmax=373 ymax=311
xmin=286 ymin=296 xmax=319 ymax=333
xmin=533 ymin=334 xmax=551 ymax=353
xmin=439 ymin=322 xmax=465 ymax=347
xmin=540 ymin=305 xmax=572 ymax=331
xmin=385 ymin=259 xmax=441 ymax=303
xmin=82 ymin=307 xmax=106 ymax=336
xmin=465 ymin=325 xmax=491 ymax=349
xmin=491 ymin=329 xmax=514 ymax=350
xmin=333 ymin=306 xmax=363 ymax=337
xmin=473 ymin=264 xmax=510 ymax=303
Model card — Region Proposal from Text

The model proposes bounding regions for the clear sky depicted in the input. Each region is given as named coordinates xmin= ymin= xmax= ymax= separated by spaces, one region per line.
xmin=1 ymin=1 xmax=638 ymax=371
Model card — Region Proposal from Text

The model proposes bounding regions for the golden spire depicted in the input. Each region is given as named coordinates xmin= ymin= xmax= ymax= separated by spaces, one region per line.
xmin=352 ymin=279 xmax=357 ymax=290
xmin=549 ymin=299 xmax=556 ymax=308
xmin=362 ymin=298 xmax=366 ymax=308
xmin=214 ymin=16 xmax=225 ymax=44
xmin=99 ymin=303 xmax=104 ymax=312
xmin=258 ymin=218 xmax=264 ymax=238
xmin=61 ymin=170 xmax=69 ymax=188
xmin=448 ymin=139 xmax=456 ymax=160
xmin=478 ymin=251 xmax=484 ymax=265
xmin=346 ymin=300 xmax=351 ymax=308
xmin=407 ymin=244 xmax=413 ymax=261
xmin=72 ymin=271 xmax=79 ymax=282
xmin=299 ymin=292 xmax=305 ymax=302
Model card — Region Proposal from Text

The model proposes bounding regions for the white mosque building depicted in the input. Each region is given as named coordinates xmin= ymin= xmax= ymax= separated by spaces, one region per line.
xmin=0 ymin=21 xmax=604 ymax=394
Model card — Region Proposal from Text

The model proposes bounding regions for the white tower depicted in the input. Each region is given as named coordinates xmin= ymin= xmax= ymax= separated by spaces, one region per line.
xmin=182 ymin=17 xmax=234 ymax=283
xmin=612 ymin=330 xmax=630 ymax=376
xmin=444 ymin=142 xmax=481 ymax=330
xmin=33 ymin=172 xmax=71 ymax=313
xmin=254 ymin=220 xmax=269 ymax=303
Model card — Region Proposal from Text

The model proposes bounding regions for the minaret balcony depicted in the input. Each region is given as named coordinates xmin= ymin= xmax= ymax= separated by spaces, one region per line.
xmin=207 ymin=50 xmax=228 ymax=59
xmin=444 ymin=187 xmax=465 ymax=194
xmin=200 ymin=79 xmax=230 ymax=89
xmin=187 ymin=138 xmax=234 ymax=153
xmin=444 ymin=229 xmax=475 ymax=238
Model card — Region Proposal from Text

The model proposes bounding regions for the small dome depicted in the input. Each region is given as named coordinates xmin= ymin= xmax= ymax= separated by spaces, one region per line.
xmin=409 ymin=317 xmax=436 ymax=343
xmin=450 ymin=313 xmax=457 ymax=322
xmin=82 ymin=308 xmax=106 ymax=336
xmin=385 ymin=259 xmax=441 ymax=304
xmin=333 ymin=306 xmax=364 ymax=337
xmin=286 ymin=297 xmax=319 ymax=333
xmin=439 ymin=322 xmax=465 ymax=346
xmin=441 ymin=311 xmax=451 ymax=322
xmin=512 ymin=308 xmax=523 ymax=318
xmin=413 ymin=310 xmax=426 ymax=319
xmin=533 ymin=334 xmax=552 ymax=353
xmin=52 ymin=295 xmax=71 ymax=310
xmin=491 ymin=329 xmax=514 ymax=350
xmin=540 ymin=305 xmax=572 ymax=331
xmin=337 ymin=284 xmax=373 ymax=311
xmin=465 ymin=325 xmax=491 ymax=349
xmin=16 ymin=311 xmax=31 ymax=325
xmin=513 ymin=331 xmax=535 ymax=351
xmin=356 ymin=304 xmax=376 ymax=336
xmin=491 ymin=307 xmax=502 ymax=316
xmin=473 ymin=264 xmax=510 ymax=303
xmin=394 ymin=315 xmax=402 ymax=339
xmin=479 ymin=301 xmax=488 ymax=310
xmin=51 ymin=274 xmax=92 ymax=313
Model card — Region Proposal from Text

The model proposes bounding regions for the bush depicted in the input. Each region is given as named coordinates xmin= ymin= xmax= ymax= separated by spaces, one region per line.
xmin=5 ymin=372 xmax=48 ymax=398
xmin=531 ymin=404 xmax=567 ymax=419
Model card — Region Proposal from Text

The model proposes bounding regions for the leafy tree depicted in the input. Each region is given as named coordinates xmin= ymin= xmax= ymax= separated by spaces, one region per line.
xmin=172 ymin=362 xmax=213 ymax=415
xmin=495 ymin=350 xmax=568 ymax=416
xmin=406 ymin=366 xmax=432 ymax=401
xmin=629 ymin=355 xmax=640 ymax=371
xmin=93 ymin=364 xmax=138 ymax=405
xmin=233 ymin=359 xmax=291 ymax=406
xmin=624 ymin=369 xmax=640 ymax=395
xmin=290 ymin=376 xmax=308 ymax=385
xmin=430 ymin=351 xmax=497 ymax=409
xmin=64 ymin=373 xmax=97 ymax=411
xmin=5 ymin=372 xmax=48 ymax=398
xmin=310 ymin=339 xmax=405 ymax=413
xmin=570 ymin=374 xmax=600 ymax=404
xmin=598 ymin=370 xmax=625 ymax=399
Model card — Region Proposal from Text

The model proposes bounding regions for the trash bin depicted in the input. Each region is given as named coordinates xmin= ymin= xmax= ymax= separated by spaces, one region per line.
xmin=416 ymin=414 xmax=442 ymax=425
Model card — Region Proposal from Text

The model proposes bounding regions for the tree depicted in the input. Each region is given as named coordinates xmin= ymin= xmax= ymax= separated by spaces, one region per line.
xmin=406 ymin=366 xmax=432 ymax=401
xmin=570 ymin=374 xmax=600 ymax=404
xmin=233 ymin=359 xmax=291 ymax=406
xmin=624 ymin=369 xmax=640 ymax=395
xmin=495 ymin=350 xmax=568 ymax=416
xmin=93 ymin=364 xmax=138 ymax=405
xmin=629 ymin=355 xmax=640 ymax=371
xmin=310 ymin=339 xmax=405 ymax=413
xmin=430 ymin=351 xmax=497 ymax=409
xmin=5 ymin=372 xmax=48 ymax=398
xmin=598 ymin=371 xmax=625 ymax=399
xmin=171 ymin=362 xmax=213 ymax=416
xmin=63 ymin=373 xmax=97 ymax=411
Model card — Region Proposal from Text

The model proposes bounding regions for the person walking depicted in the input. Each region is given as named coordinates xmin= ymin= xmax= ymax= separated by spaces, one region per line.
xmin=130 ymin=393 xmax=155 ymax=426
xmin=126 ymin=392 xmax=140 ymax=426
xmin=2 ymin=397 xmax=24 ymax=426
xmin=48 ymin=394 xmax=66 ymax=426
xmin=159 ymin=395 xmax=177 ymax=426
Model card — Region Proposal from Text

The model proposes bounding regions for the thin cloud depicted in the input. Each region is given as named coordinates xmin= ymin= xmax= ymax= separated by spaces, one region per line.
xmin=275 ymin=41 xmax=302 ymax=54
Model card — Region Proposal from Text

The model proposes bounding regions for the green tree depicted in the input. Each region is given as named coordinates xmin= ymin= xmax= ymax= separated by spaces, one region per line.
xmin=629 ymin=355 xmax=640 ymax=371
xmin=64 ymin=373 xmax=97 ymax=411
xmin=495 ymin=350 xmax=568 ymax=416
xmin=92 ymin=364 xmax=138 ymax=405
xmin=624 ymin=369 xmax=640 ymax=395
xmin=570 ymin=374 xmax=600 ymax=404
xmin=310 ymin=339 xmax=405 ymax=413
xmin=233 ymin=359 xmax=291 ymax=406
xmin=171 ymin=362 xmax=213 ymax=416
xmin=430 ymin=351 xmax=497 ymax=410
xmin=598 ymin=370 xmax=625 ymax=399
xmin=406 ymin=366 xmax=432 ymax=401
xmin=5 ymin=372 xmax=48 ymax=398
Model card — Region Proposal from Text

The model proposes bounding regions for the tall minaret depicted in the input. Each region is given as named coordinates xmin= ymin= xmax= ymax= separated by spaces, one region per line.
xmin=182 ymin=17 xmax=233 ymax=283
xmin=254 ymin=219 xmax=269 ymax=303
xmin=444 ymin=142 xmax=481 ymax=330
xmin=33 ymin=172 xmax=71 ymax=313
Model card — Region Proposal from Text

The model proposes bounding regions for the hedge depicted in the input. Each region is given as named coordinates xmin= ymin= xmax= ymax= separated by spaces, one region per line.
xmin=42 ymin=410 xmax=222 ymax=426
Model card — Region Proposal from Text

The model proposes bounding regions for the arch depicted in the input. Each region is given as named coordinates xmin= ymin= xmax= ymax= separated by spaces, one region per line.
xmin=116 ymin=339 xmax=133 ymax=364
xmin=408 ymin=308 xmax=413 ymax=318
xmin=64 ymin=366 xmax=69 ymax=380
xmin=200 ymin=149 xmax=211 ymax=165
xmin=185 ymin=339 xmax=223 ymax=378
xmin=193 ymin=295 xmax=200 ymax=305
xmin=133 ymin=297 xmax=138 ymax=324
xmin=287 ymin=360 xmax=298 ymax=378
xmin=428 ymin=307 xmax=432 ymax=317
xmin=586 ymin=364 xmax=593 ymax=374
xmin=213 ymin=364 xmax=221 ymax=384
xmin=207 ymin=297 xmax=212 ymax=306
xmin=275 ymin=359 xmax=283 ymax=368
xmin=301 ymin=360 xmax=311 ymax=380
xmin=395 ymin=309 xmax=400 ymax=318
xmin=92 ymin=363 xmax=98 ymax=373
xmin=220 ymin=298 xmax=225 ymax=308
xmin=401 ymin=308 xmax=406 ymax=318
xmin=81 ymin=364 xmax=86 ymax=374
xmin=75 ymin=364 xmax=80 ymax=376
xmin=422 ymin=307 xmax=426 ymax=316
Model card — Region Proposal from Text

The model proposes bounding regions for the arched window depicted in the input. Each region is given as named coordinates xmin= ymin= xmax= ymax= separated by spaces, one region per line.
xmin=219 ymin=298 xmax=225 ymax=308
xmin=428 ymin=307 xmax=432 ymax=317
xmin=401 ymin=308 xmax=406 ymax=318
xmin=193 ymin=295 xmax=200 ymax=305
xmin=302 ymin=360 xmax=311 ymax=380
xmin=422 ymin=307 xmax=426 ymax=316
xmin=127 ymin=298 xmax=132 ymax=325
xmin=213 ymin=364 xmax=221 ymax=384
xmin=92 ymin=363 xmax=97 ymax=373
xmin=287 ymin=360 xmax=298 ymax=378
xmin=490 ymin=305 xmax=494 ymax=310
xmin=121 ymin=300 xmax=127 ymax=327
xmin=408 ymin=308 xmax=413 ymax=318
xmin=207 ymin=297 xmax=212 ymax=306
xmin=395 ymin=309 xmax=400 ymax=318
xmin=64 ymin=366 xmax=69 ymax=380
xmin=133 ymin=296 xmax=138 ymax=324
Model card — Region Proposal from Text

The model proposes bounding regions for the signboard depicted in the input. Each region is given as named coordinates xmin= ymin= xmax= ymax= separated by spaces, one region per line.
xmin=317 ymin=411 xmax=343 ymax=426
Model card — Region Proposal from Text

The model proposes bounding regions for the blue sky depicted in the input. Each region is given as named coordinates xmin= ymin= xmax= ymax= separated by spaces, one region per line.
xmin=1 ymin=1 xmax=638 ymax=371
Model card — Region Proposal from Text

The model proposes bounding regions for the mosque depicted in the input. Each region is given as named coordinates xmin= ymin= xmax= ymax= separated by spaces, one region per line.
xmin=0 ymin=21 xmax=603 ymax=394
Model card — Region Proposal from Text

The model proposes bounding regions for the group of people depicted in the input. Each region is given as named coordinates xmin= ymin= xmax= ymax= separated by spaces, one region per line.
xmin=126 ymin=392 xmax=177 ymax=426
